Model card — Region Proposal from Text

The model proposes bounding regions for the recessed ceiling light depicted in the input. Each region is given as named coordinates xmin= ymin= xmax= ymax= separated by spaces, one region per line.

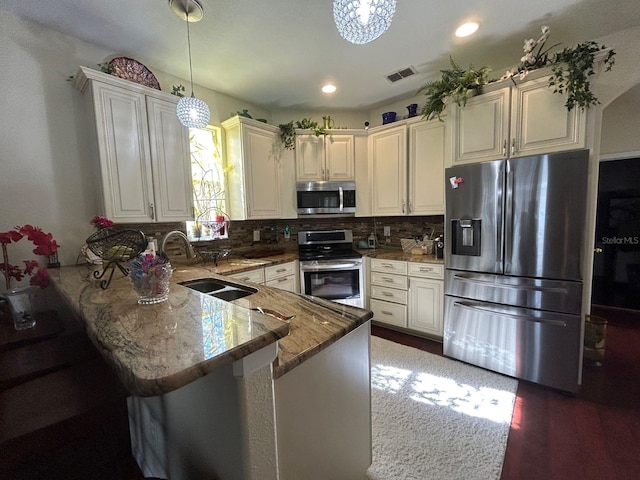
xmin=455 ymin=22 xmax=479 ymax=38
xmin=322 ymin=84 xmax=337 ymax=94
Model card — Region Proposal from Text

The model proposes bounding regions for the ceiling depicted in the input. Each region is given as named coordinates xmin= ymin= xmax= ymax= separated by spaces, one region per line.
xmin=4 ymin=0 xmax=639 ymax=110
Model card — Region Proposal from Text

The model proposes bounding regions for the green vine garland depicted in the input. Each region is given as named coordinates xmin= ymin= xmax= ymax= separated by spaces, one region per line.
xmin=278 ymin=118 xmax=326 ymax=150
xmin=549 ymin=42 xmax=616 ymax=111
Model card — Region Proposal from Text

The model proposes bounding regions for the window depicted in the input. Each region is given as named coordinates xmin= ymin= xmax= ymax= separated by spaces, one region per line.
xmin=186 ymin=126 xmax=229 ymax=240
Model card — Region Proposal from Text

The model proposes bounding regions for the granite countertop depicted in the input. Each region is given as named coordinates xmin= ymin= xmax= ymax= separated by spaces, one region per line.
xmin=50 ymin=253 xmax=372 ymax=397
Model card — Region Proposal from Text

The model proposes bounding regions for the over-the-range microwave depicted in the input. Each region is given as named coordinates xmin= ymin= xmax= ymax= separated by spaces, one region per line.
xmin=296 ymin=181 xmax=356 ymax=216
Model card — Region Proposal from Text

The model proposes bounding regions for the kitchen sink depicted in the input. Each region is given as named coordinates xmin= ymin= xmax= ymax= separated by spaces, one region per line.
xmin=179 ymin=278 xmax=257 ymax=301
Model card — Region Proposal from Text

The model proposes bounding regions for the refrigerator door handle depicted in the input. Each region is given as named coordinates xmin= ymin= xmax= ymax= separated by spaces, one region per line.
xmin=504 ymin=161 xmax=514 ymax=274
xmin=452 ymin=301 xmax=568 ymax=327
xmin=452 ymin=274 xmax=569 ymax=293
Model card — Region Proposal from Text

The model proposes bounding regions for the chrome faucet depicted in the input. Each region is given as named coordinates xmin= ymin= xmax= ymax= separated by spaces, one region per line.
xmin=160 ymin=230 xmax=196 ymax=259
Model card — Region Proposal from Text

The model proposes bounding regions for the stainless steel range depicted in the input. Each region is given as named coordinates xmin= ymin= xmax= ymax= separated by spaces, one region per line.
xmin=298 ymin=229 xmax=364 ymax=308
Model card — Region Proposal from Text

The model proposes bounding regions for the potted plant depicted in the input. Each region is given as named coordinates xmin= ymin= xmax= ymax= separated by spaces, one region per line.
xmin=417 ymin=57 xmax=490 ymax=121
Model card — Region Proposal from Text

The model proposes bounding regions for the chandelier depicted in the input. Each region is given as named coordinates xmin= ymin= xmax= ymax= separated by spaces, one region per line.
xmin=333 ymin=0 xmax=397 ymax=45
xmin=170 ymin=0 xmax=210 ymax=129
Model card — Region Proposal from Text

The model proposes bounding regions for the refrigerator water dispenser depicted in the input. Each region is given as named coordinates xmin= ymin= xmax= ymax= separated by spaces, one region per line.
xmin=450 ymin=219 xmax=481 ymax=256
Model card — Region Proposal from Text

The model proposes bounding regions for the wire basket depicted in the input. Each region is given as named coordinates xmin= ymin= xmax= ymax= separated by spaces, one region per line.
xmin=86 ymin=229 xmax=147 ymax=263
xmin=400 ymin=238 xmax=434 ymax=255
xmin=195 ymin=247 xmax=231 ymax=266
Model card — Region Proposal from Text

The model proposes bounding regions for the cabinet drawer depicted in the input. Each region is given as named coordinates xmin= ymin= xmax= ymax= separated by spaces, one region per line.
xmin=371 ymin=271 xmax=408 ymax=290
xmin=370 ymin=285 xmax=408 ymax=305
xmin=370 ymin=258 xmax=407 ymax=275
xmin=370 ymin=298 xmax=407 ymax=328
xmin=407 ymin=262 xmax=444 ymax=279
xmin=265 ymin=261 xmax=297 ymax=282
xmin=265 ymin=275 xmax=298 ymax=293
xmin=228 ymin=268 xmax=265 ymax=284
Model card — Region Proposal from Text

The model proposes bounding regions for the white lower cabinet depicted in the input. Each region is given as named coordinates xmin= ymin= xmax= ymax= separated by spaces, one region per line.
xmin=370 ymin=257 xmax=444 ymax=339
xmin=265 ymin=261 xmax=299 ymax=293
xmin=228 ymin=261 xmax=299 ymax=293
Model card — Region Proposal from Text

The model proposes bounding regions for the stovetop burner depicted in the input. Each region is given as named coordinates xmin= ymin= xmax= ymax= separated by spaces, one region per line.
xmin=297 ymin=229 xmax=362 ymax=261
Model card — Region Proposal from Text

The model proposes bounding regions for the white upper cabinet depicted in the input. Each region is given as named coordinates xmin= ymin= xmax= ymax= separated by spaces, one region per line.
xmin=223 ymin=116 xmax=295 ymax=220
xmin=295 ymin=132 xmax=355 ymax=181
xmin=408 ymin=119 xmax=446 ymax=215
xmin=73 ymin=66 xmax=193 ymax=223
xmin=146 ymin=97 xmax=195 ymax=222
xmin=449 ymin=73 xmax=586 ymax=166
xmin=369 ymin=124 xmax=407 ymax=216
xmin=369 ymin=117 xmax=446 ymax=216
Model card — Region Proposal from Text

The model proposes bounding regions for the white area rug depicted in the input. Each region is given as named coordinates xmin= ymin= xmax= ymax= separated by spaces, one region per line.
xmin=367 ymin=336 xmax=518 ymax=480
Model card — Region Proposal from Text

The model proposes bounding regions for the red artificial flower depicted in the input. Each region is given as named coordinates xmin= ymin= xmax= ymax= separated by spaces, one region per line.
xmin=0 ymin=230 xmax=23 ymax=244
xmin=29 ymin=267 xmax=50 ymax=288
xmin=5 ymin=264 xmax=24 ymax=282
xmin=23 ymin=260 xmax=40 ymax=275
xmin=90 ymin=215 xmax=115 ymax=229
xmin=1 ymin=224 xmax=59 ymax=289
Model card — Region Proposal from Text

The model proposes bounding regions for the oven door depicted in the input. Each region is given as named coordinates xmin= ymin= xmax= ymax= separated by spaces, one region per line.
xmin=300 ymin=259 xmax=363 ymax=307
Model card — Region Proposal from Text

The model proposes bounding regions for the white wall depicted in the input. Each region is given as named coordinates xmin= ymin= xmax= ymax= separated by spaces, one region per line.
xmin=600 ymin=84 xmax=640 ymax=155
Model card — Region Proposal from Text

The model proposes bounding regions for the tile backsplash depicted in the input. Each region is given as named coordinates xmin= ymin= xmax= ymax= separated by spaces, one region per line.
xmin=119 ymin=216 xmax=444 ymax=255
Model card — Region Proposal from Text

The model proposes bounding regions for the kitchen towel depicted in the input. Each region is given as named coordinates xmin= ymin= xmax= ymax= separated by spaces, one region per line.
xmin=367 ymin=336 xmax=518 ymax=480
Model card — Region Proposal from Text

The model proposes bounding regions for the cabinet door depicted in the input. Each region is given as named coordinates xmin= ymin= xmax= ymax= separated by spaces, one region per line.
xmin=243 ymin=125 xmax=282 ymax=219
xmin=92 ymin=83 xmax=154 ymax=222
xmin=325 ymin=135 xmax=355 ymax=180
xmin=408 ymin=278 xmax=443 ymax=337
xmin=295 ymin=134 xmax=325 ymax=181
xmin=408 ymin=120 xmax=445 ymax=215
xmin=370 ymin=125 xmax=407 ymax=216
xmin=146 ymin=97 xmax=194 ymax=222
xmin=450 ymin=87 xmax=510 ymax=165
xmin=511 ymin=77 xmax=586 ymax=157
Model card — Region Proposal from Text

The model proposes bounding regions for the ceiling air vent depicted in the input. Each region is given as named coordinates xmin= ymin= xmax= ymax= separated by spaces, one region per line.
xmin=385 ymin=66 xmax=417 ymax=83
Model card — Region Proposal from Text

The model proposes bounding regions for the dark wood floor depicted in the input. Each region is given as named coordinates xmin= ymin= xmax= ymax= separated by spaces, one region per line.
xmin=373 ymin=305 xmax=640 ymax=480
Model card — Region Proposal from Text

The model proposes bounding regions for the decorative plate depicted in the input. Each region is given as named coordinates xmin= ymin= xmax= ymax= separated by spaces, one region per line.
xmin=108 ymin=57 xmax=161 ymax=90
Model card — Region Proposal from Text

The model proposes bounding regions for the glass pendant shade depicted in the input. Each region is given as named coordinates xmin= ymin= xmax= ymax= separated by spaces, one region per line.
xmin=176 ymin=94 xmax=210 ymax=129
xmin=333 ymin=0 xmax=397 ymax=45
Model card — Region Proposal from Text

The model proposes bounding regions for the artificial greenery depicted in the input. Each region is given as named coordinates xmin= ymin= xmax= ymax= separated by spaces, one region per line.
xmin=98 ymin=62 xmax=114 ymax=75
xmin=278 ymin=118 xmax=327 ymax=150
xmin=171 ymin=84 xmax=186 ymax=97
xmin=549 ymin=41 xmax=616 ymax=111
xmin=417 ymin=57 xmax=490 ymax=121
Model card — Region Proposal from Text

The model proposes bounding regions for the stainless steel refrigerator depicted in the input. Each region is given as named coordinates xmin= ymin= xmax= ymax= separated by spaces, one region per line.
xmin=443 ymin=149 xmax=589 ymax=392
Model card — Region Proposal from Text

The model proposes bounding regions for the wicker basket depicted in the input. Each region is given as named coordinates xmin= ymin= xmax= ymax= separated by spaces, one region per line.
xmin=86 ymin=229 xmax=147 ymax=263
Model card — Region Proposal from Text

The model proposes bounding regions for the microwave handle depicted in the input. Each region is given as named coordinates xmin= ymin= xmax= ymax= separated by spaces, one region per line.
xmin=338 ymin=186 xmax=344 ymax=212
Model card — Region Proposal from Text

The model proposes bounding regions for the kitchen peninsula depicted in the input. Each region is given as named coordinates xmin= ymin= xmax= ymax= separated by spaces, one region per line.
xmin=50 ymin=257 xmax=373 ymax=480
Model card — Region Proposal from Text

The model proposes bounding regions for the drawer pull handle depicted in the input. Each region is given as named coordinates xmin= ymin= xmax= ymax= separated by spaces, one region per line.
xmin=381 ymin=310 xmax=393 ymax=316
xmin=382 ymin=292 xmax=394 ymax=297
xmin=276 ymin=277 xmax=288 ymax=283
xmin=276 ymin=268 xmax=286 ymax=273
xmin=419 ymin=267 xmax=433 ymax=272
xmin=381 ymin=263 xmax=394 ymax=268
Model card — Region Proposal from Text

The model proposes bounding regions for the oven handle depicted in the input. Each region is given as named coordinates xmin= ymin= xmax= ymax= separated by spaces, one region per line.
xmin=300 ymin=262 xmax=361 ymax=271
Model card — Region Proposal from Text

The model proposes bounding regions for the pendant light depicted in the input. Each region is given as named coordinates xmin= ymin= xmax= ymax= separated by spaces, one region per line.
xmin=170 ymin=0 xmax=210 ymax=129
xmin=333 ymin=0 xmax=397 ymax=45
